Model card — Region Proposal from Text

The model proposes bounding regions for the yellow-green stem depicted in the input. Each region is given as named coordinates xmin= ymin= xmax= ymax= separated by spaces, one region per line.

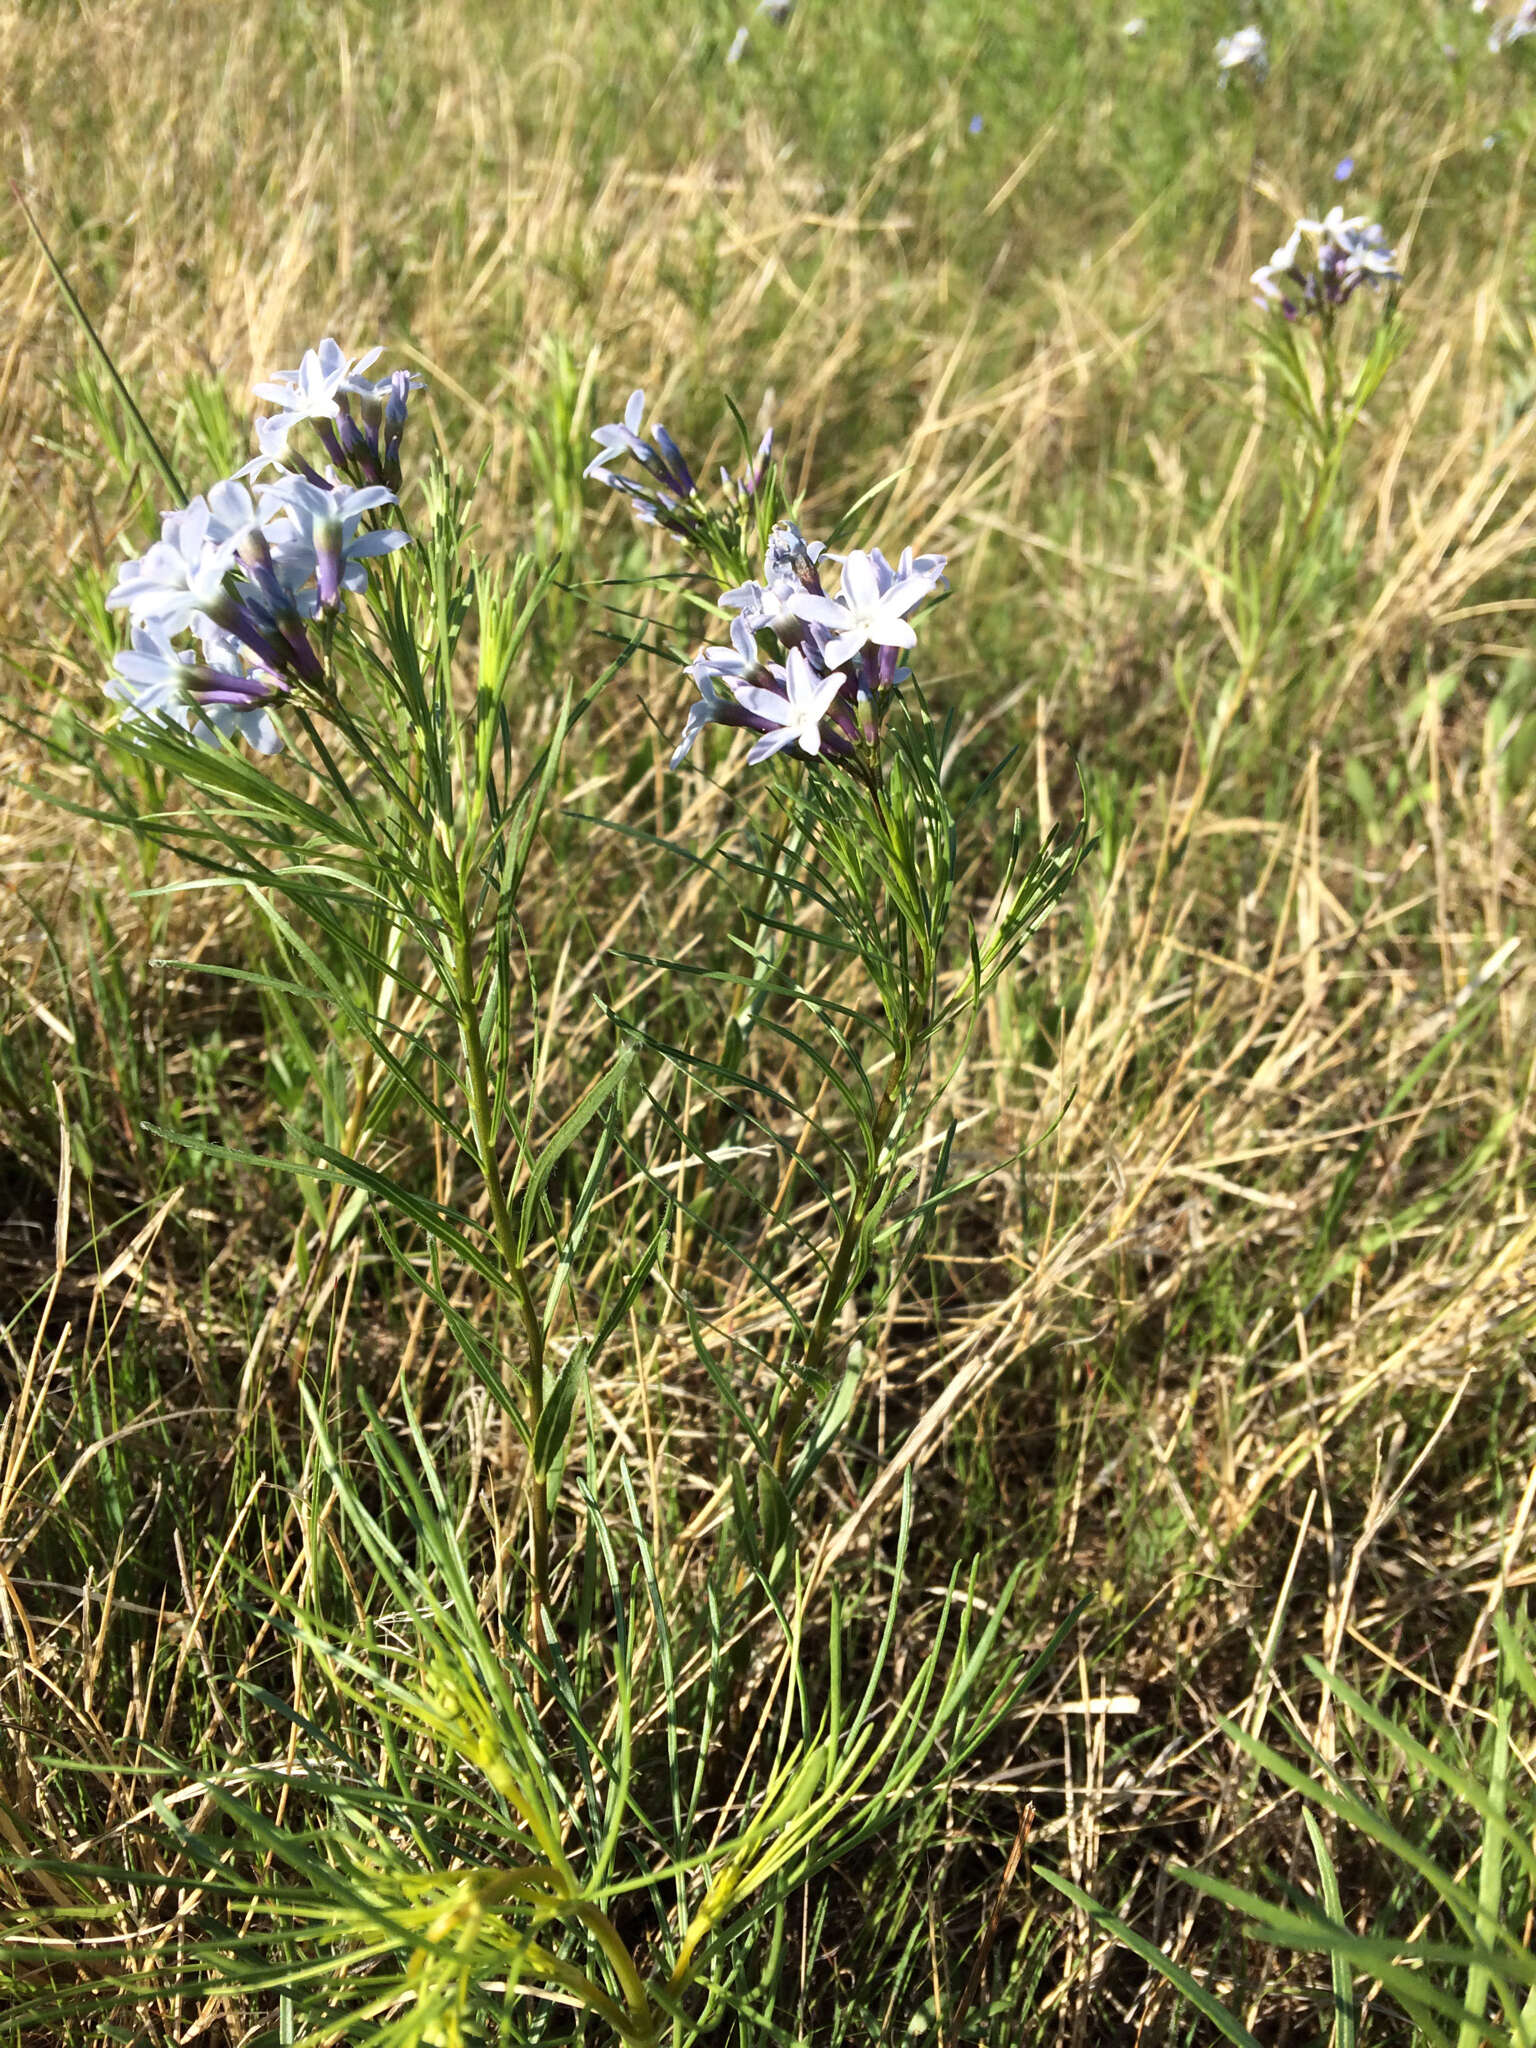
xmin=571 ymin=1900 xmax=660 ymax=2044
xmin=449 ymin=903 xmax=552 ymax=1651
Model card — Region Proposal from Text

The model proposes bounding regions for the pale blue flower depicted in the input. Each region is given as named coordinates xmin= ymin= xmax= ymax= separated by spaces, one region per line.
xmin=689 ymin=615 xmax=766 ymax=687
xmin=734 ymin=648 xmax=847 ymax=764
xmin=763 ymin=520 xmax=826 ymax=590
xmin=585 ymin=388 xmax=712 ymax=540
xmin=865 ymin=544 xmax=948 ymax=595
xmin=253 ymin=338 xmax=383 ymax=434
xmin=672 ymin=674 xmax=723 ymax=766
xmin=205 ymin=478 xmax=269 ymax=548
xmin=1252 ymin=206 xmax=1400 ymax=317
xmin=672 ymin=671 xmax=747 ymax=766
xmin=1338 ymin=220 xmax=1400 ymax=283
xmin=329 ymin=366 xmax=426 ymax=489
xmin=1298 ymin=205 xmax=1402 ymax=288
xmin=251 ymin=342 xmax=422 ymax=490
xmin=107 ymin=498 xmax=242 ymax=637
xmin=1251 ymin=225 xmax=1304 ymax=312
xmin=107 ymin=479 xmax=348 ymax=690
xmin=237 ymin=412 xmax=302 ymax=483
xmin=586 ymin=390 xmax=694 ymax=495
xmin=788 ymin=548 xmax=943 ymax=670
xmin=588 ymin=388 xmax=648 ymax=471
xmin=720 ymin=577 xmax=799 ymax=637
xmin=260 ymin=475 xmax=410 ymax=609
xmin=341 ymin=364 xmax=427 ymax=409
xmin=108 ymin=624 xmax=284 ymax=754
xmin=671 ymin=629 xmax=790 ymax=767
xmin=1215 ymin=25 xmax=1268 ymax=80
xmin=1489 ymin=2 xmax=1536 ymax=48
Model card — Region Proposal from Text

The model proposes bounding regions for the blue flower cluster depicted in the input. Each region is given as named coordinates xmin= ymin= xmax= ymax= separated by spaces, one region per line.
xmin=1251 ymin=207 xmax=1401 ymax=321
xmin=105 ymin=341 xmax=419 ymax=751
xmin=673 ymin=528 xmax=947 ymax=769
xmin=585 ymin=390 xmax=947 ymax=773
xmin=584 ymin=388 xmax=771 ymax=550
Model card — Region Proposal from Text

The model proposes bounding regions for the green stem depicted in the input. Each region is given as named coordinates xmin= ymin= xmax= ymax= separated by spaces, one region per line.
xmin=1265 ymin=325 xmax=1348 ymax=644
xmin=511 ymin=1940 xmax=650 ymax=2044
xmin=680 ymin=816 xmax=802 ymax=1261
xmin=259 ymin=919 xmax=402 ymax=1407
xmin=449 ymin=899 xmax=552 ymax=1651
xmin=479 ymin=1872 xmax=657 ymax=2040
xmin=1189 ymin=327 xmax=1354 ymax=834
xmin=769 ymin=1184 xmax=869 ymax=1487
xmin=571 ymin=1900 xmax=660 ymax=2044
xmin=770 ymin=948 xmax=931 ymax=1487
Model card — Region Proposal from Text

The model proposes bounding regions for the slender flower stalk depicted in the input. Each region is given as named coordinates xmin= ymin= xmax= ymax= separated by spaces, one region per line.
xmin=1174 ymin=197 xmax=1406 ymax=842
xmin=448 ymin=896 xmax=554 ymax=1655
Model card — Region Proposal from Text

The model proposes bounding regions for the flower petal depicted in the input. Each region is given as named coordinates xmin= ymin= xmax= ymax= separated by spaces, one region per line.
xmin=786 ymin=593 xmax=849 ymax=630
xmin=746 ymin=727 xmax=799 ymax=764
xmin=346 ymin=528 xmax=413 ymax=558
xmin=733 ymin=682 xmax=793 ymax=723
xmin=866 ymin=614 xmax=916 ymax=651
xmin=839 ymin=550 xmax=880 ymax=611
xmin=821 ymin=629 xmax=865 ymax=669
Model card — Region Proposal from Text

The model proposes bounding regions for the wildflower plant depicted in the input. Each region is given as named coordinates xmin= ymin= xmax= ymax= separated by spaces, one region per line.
xmin=1187 ymin=193 xmax=1405 ymax=807
xmin=65 ymin=329 xmax=632 ymax=1668
xmin=1241 ymin=199 xmax=1403 ymax=629
xmin=587 ymin=394 xmax=1086 ymax=1496
xmin=1250 ymin=205 xmax=1402 ymax=330
xmin=8 ymin=1392 xmax=1048 ymax=2048
xmin=3 ymin=254 xmax=1084 ymax=2043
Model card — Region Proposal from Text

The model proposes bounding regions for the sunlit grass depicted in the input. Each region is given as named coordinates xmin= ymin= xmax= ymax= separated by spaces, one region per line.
xmin=3 ymin=0 xmax=1536 ymax=2041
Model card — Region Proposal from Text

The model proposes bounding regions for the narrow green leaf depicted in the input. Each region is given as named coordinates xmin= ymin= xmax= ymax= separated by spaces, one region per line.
xmin=1040 ymin=1869 xmax=1265 ymax=2048
xmin=1303 ymin=1811 xmax=1358 ymax=2048
xmin=532 ymin=1343 xmax=587 ymax=1476
xmin=516 ymin=1044 xmax=636 ymax=1260
xmin=16 ymin=184 xmax=187 ymax=508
